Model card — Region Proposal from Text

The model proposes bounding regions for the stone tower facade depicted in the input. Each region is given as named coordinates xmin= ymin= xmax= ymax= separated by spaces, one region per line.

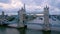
xmin=44 ymin=6 xmax=50 ymax=31
xmin=18 ymin=4 xmax=26 ymax=28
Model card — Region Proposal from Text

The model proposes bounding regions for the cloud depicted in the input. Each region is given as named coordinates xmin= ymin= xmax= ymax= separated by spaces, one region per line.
xmin=0 ymin=0 xmax=23 ymax=9
xmin=49 ymin=0 xmax=60 ymax=8
xmin=0 ymin=0 xmax=60 ymax=15
xmin=0 ymin=0 xmax=23 ymax=15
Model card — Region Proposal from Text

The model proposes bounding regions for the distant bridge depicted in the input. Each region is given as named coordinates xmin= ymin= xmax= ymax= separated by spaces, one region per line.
xmin=27 ymin=14 xmax=44 ymax=17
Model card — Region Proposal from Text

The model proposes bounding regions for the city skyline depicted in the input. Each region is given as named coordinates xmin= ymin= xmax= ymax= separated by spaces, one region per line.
xmin=0 ymin=0 xmax=60 ymax=15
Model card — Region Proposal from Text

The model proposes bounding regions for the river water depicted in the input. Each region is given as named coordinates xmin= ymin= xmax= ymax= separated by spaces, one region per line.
xmin=0 ymin=26 xmax=60 ymax=34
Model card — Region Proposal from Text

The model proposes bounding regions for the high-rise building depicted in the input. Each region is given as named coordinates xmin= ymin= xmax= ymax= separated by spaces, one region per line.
xmin=2 ymin=11 xmax=4 ymax=17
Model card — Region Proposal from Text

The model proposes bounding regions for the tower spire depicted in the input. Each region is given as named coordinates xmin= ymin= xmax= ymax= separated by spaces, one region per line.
xmin=46 ymin=5 xmax=47 ymax=8
xmin=24 ymin=3 xmax=26 ymax=11
xmin=24 ymin=4 xmax=25 ymax=9
xmin=46 ymin=5 xmax=49 ymax=9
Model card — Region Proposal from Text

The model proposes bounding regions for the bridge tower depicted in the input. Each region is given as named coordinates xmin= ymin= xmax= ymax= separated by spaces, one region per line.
xmin=43 ymin=5 xmax=50 ymax=31
xmin=18 ymin=4 xmax=27 ymax=28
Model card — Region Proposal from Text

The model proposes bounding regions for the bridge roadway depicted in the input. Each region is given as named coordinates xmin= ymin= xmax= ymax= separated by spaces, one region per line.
xmin=25 ymin=23 xmax=44 ymax=26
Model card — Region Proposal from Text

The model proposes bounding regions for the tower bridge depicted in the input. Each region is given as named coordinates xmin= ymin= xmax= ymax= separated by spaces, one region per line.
xmin=0 ymin=4 xmax=50 ymax=31
xmin=18 ymin=4 xmax=50 ymax=31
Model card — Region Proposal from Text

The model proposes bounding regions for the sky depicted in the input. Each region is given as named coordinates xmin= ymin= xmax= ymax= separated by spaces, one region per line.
xmin=0 ymin=0 xmax=60 ymax=15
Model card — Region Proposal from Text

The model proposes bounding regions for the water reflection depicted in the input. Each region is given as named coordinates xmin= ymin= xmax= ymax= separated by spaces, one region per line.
xmin=0 ymin=27 xmax=6 ymax=34
xmin=42 ymin=30 xmax=51 ymax=34
xmin=17 ymin=27 xmax=51 ymax=34
xmin=17 ymin=28 xmax=26 ymax=34
xmin=0 ymin=27 xmax=60 ymax=34
xmin=17 ymin=28 xmax=51 ymax=34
